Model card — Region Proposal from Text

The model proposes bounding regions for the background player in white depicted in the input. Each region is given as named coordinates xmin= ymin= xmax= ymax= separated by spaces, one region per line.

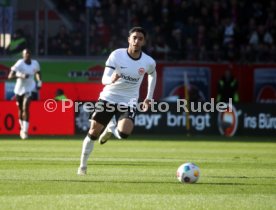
xmin=8 ymin=49 xmax=42 ymax=139
xmin=78 ymin=26 xmax=157 ymax=175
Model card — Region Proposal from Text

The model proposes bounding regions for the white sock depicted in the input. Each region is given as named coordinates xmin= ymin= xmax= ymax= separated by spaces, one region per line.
xmin=80 ymin=136 xmax=94 ymax=168
xmin=113 ymin=128 xmax=122 ymax=139
xmin=19 ymin=119 xmax=23 ymax=129
xmin=22 ymin=121 xmax=29 ymax=133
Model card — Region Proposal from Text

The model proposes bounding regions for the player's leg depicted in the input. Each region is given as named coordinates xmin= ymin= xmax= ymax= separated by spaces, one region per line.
xmin=98 ymin=115 xmax=117 ymax=144
xmin=78 ymin=119 xmax=104 ymax=175
xmin=113 ymin=118 xmax=134 ymax=139
xmin=78 ymin=100 xmax=115 ymax=175
xmin=99 ymin=106 xmax=136 ymax=143
xmin=114 ymin=106 xmax=136 ymax=139
xmin=20 ymin=93 xmax=31 ymax=139
xmin=15 ymin=95 xmax=23 ymax=130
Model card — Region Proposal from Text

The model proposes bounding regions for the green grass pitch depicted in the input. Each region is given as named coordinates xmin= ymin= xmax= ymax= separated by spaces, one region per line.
xmin=0 ymin=136 xmax=275 ymax=210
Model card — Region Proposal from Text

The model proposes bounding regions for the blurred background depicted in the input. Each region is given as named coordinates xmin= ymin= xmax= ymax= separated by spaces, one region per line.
xmin=1 ymin=0 xmax=276 ymax=60
xmin=0 ymin=0 xmax=276 ymax=137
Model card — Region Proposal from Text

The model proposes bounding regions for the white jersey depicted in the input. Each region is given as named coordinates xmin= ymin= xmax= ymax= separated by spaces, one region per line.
xmin=11 ymin=59 xmax=40 ymax=96
xmin=100 ymin=48 xmax=156 ymax=105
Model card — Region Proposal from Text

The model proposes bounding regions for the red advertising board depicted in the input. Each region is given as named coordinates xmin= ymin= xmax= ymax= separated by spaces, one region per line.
xmin=0 ymin=82 xmax=4 ymax=101
xmin=0 ymin=101 xmax=74 ymax=135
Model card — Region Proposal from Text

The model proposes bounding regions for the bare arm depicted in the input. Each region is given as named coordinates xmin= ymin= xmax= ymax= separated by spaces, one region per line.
xmin=35 ymin=71 xmax=42 ymax=89
xmin=9 ymin=60 xmax=30 ymax=80
xmin=35 ymin=71 xmax=41 ymax=81
xmin=7 ymin=70 xmax=16 ymax=80
xmin=7 ymin=70 xmax=29 ymax=80
xmin=143 ymin=71 xmax=157 ymax=111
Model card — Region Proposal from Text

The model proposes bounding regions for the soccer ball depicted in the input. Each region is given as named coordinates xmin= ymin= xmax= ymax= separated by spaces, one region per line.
xmin=176 ymin=162 xmax=200 ymax=183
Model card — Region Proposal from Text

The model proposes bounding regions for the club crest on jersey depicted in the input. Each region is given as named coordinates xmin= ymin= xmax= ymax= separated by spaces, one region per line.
xmin=138 ymin=68 xmax=145 ymax=75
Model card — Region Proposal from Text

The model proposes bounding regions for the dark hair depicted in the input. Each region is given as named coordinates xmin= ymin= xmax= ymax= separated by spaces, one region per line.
xmin=129 ymin=26 xmax=147 ymax=38
xmin=56 ymin=89 xmax=64 ymax=95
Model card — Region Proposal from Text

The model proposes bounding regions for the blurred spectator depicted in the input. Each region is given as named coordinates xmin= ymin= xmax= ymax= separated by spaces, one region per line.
xmin=195 ymin=25 xmax=207 ymax=52
xmin=71 ymin=31 xmax=85 ymax=55
xmin=49 ymin=25 xmax=71 ymax=55
xmin=185 ymin=38 xmax=196 ymax=61
xmin=183 ymin=16 xmax=197 ymax=41
xmin=19 ymin=0 xmax=275 ymax=62
xmin=217 ymin=69 xmax=239 ymax=103
xmin=86 ymin=0 xmax=100 ymax=8
xmin=96 ymin=18 xmax=110 ymax=54
xmin=168 ymin=29 xmax=184 ymax=60
xmin=221 ymin=17 xmax=239 ymax=61
xmin=55 ymin=89 xmax=68 ymax=101
xmin=6 ymin=29 xmax=27 ymax=57
xmin=222 ymin=18 xmax=236 ymax=46
xmin=38 ymin=30 xmax=46 ymax=55
xmin=153 ymin=36 xmax=170 ymax=60
xmin=209 ymin=43 xmax=222 ymax=61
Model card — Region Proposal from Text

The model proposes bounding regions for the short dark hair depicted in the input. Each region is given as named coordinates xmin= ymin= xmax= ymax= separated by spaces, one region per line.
xmin=129 ymin=26 xmax=147 ymax=38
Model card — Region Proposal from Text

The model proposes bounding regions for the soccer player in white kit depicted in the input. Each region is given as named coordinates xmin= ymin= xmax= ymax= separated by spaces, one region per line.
xmin=78 ymin=27 xmax=157 ymax=175
xmin=8 ymin=49 xmax=42 ymax=139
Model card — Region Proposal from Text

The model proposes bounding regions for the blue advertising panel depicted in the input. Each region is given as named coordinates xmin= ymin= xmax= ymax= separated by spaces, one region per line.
xmin=162 ymin=67 xmax=210 ymax=102
xmin=254 ymin=68 xmax=276 ymax=103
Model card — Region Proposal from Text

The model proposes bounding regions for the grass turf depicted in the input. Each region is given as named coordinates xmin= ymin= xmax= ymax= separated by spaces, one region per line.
xmin=0 ymin=136 xmax=275 ymax=210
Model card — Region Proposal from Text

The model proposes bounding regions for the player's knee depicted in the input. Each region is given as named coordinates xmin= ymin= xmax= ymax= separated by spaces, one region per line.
xmin=88 ymin=127 xmax=102 ymax=140
xmin=87 ymin=133 xmax=98 ymax=141
xmin=118 ymin=130 xmax=129 ymax=139
xmin=22 ymin=112 xmax=29 ymax=120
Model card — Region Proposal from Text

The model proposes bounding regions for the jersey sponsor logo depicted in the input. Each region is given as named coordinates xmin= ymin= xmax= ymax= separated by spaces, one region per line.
xmin=138 ymin=68 xmax=145 ymax=75
xmin=120 ymin=73 xmax=140 ymax=82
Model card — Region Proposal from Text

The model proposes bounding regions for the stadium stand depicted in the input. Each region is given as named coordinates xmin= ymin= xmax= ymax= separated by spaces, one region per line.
xmin=1 ymin=0 xmax=276 ymax=61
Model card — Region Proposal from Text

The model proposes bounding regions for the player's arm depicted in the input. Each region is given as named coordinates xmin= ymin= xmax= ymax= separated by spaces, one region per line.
xmin=102 ymin=66 xmax=120 ymax=85
xmin=7 ymin=70 xmax=17 ymax=80
xmin=102 ymin=51 xmax=120 ymax=85
xmin=8 ymin=62 xmax=29 ymax=79
xmin=143 ymin=70 xmax=157 ymax=111
xmin=35 ymin=71 xmax=42 ymax=89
